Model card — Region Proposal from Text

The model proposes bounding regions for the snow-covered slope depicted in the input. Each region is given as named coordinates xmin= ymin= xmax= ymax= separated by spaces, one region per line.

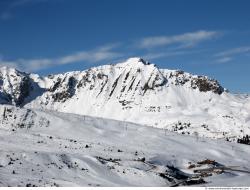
xmin=0 ymin=105 xmax=250 ymax=187
xmin=1 ymin=58 xmax=250 ymax=141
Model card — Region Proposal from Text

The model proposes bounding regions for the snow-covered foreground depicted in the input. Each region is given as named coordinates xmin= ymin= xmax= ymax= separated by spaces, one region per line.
xmin=0 ymin=106 xmax=250 ymax=187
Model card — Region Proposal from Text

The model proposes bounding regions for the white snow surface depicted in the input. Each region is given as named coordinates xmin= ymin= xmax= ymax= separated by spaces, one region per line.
xmin=0 ymin=105 xmax=250 ymax=187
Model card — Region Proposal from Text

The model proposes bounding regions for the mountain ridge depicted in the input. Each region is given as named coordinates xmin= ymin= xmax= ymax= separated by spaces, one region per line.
xmin=0 ymin=57 xmax=225 ymax=104
xmin=0 ymin=57 xmax=249 ymax=141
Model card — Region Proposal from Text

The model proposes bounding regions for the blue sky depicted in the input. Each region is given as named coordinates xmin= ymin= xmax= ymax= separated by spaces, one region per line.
xmin=0 ymin=0 xmax=250 ymax=93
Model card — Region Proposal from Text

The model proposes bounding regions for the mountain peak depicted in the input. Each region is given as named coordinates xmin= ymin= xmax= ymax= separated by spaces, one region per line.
xmin=126 ymin=57 xmax=150 ymax=65
xmin=111 ymin=57 xmax=166 ymax=94
xmin=117 ymin=57 xmax=155 ymax=68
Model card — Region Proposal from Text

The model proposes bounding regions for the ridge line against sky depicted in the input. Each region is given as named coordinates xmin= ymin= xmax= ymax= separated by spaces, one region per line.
xmin=0 ymin=0 xmax=250 ymax=93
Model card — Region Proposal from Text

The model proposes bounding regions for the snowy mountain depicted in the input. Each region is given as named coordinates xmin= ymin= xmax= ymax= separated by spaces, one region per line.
xmin=1 ymin=57 xmax=250 ymax=187
xmin=0 ymin=105 xmax=250 ymax=187
xmin=1 ymin=57 xmax=250 ymax=141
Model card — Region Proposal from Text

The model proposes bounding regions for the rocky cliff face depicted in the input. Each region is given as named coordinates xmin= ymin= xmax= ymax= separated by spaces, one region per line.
xmin=0 ymin=67 xmax=33 ymax=106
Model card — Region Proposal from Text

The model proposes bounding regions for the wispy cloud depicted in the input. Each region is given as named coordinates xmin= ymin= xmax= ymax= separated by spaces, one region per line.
xmin=141 ymin=48 xmax=207 ymax=60
xmin=215 ymin=46 xmax=250 ymax=63
xmin=215 ymin=46 xmax=250 ymax=57
xmin=138 ymin=30 xmax=220 ymax=49
xmin=216 ymin=57 xmax=232 ymax=63
xmin=0 ymin=30 xmax=227 ymax=72
xmin=0 ymin=44 xmax=122 ymax=72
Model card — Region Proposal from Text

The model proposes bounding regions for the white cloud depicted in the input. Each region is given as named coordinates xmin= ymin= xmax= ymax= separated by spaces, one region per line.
xmin=141 ymin=48 xmax=207 ymax=60
xmin=58 ymin=43 xmax=122 ymax=65
xmin=0 ymin=30 xmax=225 ymax=72
xmin=216 ymin=57 xmax=232 ymax=63
xmin=214 ymin=46 xmax=250 ymax=64
xmin=138 ymin=30 xmax=220 ymax=49
xmin=215 ymin=46 xmax=250 ymax=57
xmin=0 ymin=44 xmax=122 ymax=72
xmin=58 ymin=51 xmax=120 ymax=65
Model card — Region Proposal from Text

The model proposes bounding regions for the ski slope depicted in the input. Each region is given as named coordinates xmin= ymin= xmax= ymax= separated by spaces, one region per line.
xmin=0 ymin=105 xmax=250 ymax=187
